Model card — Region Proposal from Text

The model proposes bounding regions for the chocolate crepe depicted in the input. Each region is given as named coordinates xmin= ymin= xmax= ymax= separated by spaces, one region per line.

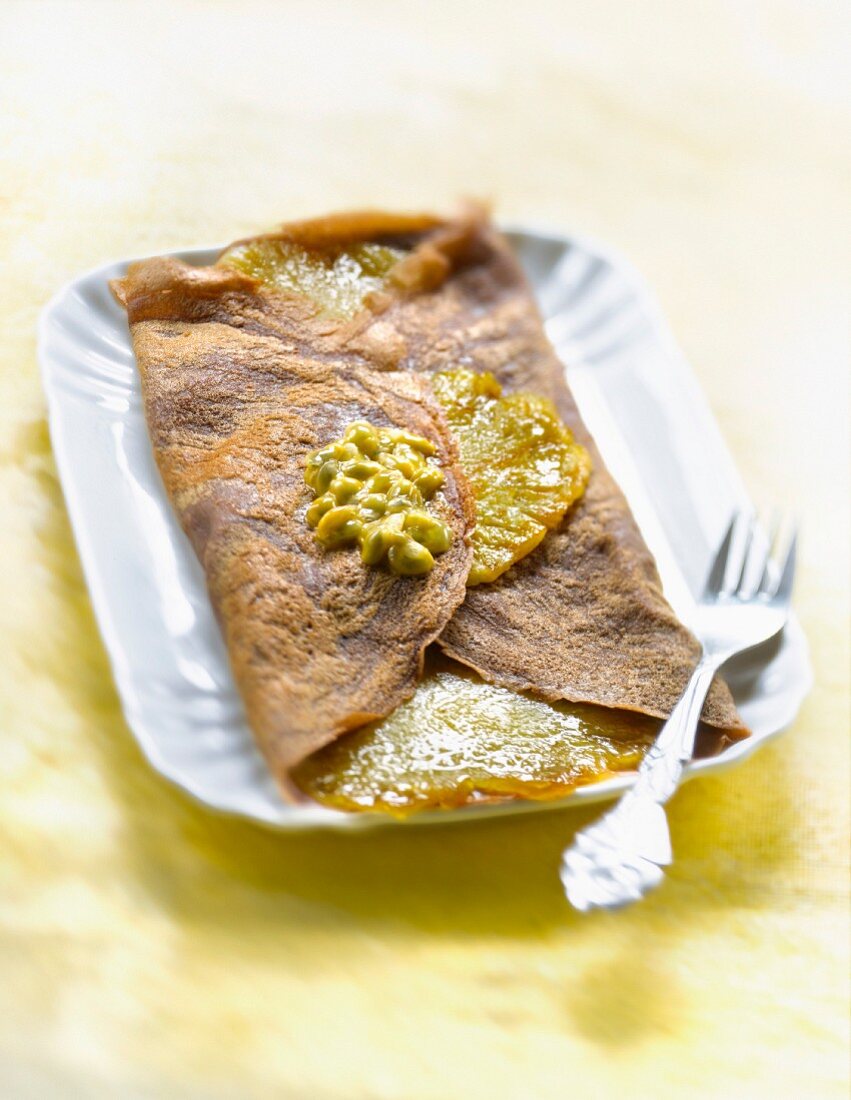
xmin=115 ymin=209 xmax=744 ymax=794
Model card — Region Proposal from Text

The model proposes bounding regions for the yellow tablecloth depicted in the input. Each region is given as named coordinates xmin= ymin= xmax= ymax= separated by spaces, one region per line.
xmin=1 ymin=2 xmax=848 ymax=1096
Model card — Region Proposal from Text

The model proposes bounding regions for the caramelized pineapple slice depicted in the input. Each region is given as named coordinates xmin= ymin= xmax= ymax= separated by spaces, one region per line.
xmin=431 ymin=369 xmax=591 ymax=584
xmin=222 ymin=238 xmax=405 ymax=319
xmin=292 ymin=656 xmax=657 ymax=815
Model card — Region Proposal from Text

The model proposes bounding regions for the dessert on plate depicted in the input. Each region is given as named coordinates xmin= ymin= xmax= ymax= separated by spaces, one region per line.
xmin=113 ymin=207 xmax=746 ymax=814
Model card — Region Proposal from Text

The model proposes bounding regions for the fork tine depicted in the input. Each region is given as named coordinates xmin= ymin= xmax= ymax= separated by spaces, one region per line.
xmin=734 ymin=514 xmax=756 ymax=595
xmin=771 ymin=526 xmax=798 ymax=604
xmin=756 ymin=511 xmax=782 ymax=595
xmin=703 ymin=513 xmax=737 ymax=597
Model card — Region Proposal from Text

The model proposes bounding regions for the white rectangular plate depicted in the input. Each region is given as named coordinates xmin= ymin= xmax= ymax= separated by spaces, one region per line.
xmin=39 ymin=227 xmax=812 ymax=830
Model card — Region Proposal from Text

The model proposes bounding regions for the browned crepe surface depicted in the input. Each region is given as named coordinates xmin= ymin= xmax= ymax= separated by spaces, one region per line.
xmin=113 ymin=257 xmax=475 ymax=791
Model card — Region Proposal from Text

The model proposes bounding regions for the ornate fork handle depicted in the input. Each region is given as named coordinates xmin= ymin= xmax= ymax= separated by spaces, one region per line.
xmin=561 ymin=654 xmax=721 ymax=911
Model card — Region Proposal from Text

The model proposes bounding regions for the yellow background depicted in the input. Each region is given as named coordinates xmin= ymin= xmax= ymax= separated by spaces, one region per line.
xmin=1 ymin=2 xmax=848 ymax=1096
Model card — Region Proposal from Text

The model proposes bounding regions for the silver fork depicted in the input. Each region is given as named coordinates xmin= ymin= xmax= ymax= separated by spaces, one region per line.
xmin=561 ymin=511 xmax=797 ymax=912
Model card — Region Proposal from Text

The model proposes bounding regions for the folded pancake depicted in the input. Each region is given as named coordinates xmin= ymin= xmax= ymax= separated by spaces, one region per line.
xmin=116 ymin=208 xmax=745 ymax=809
xmin=112 ymin=255 xmax=475 ymax=790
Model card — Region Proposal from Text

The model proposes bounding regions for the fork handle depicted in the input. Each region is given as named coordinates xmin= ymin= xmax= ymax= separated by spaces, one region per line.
xmin=630 ymin=653 xmax=720 ymax=805
xmin=561 ymin=654 xmax=721 ymax=910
